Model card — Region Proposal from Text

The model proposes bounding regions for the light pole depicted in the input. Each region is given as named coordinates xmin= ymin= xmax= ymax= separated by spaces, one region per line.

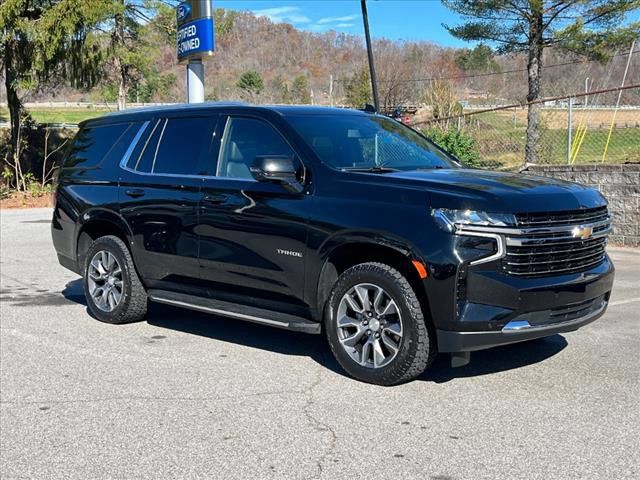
xmin=361 ymin=0 xmax=380 ymax=112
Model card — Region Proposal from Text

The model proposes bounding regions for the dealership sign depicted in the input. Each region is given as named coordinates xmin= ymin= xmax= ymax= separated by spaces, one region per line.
xmin=176 ymin=1 xmax=215 ymax=61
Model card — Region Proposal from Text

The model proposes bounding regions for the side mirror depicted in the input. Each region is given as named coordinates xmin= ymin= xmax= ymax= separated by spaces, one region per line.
xmin=250 ymin=155 xmax=304 ymax=194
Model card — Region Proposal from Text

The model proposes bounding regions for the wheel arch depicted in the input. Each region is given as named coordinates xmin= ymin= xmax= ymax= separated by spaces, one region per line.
xmin=76 ymin=209 xmax=135 ymax=268
xmin=315 ymin=238 xmax=431 ymax=326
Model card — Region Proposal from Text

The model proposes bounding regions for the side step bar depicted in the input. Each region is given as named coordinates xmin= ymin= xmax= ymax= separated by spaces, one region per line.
xmin=147 ymin=289 xmax=321 ymax=334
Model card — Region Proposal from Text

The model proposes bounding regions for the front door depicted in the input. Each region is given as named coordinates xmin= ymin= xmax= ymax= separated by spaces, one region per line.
xmin=197 ymin=115 xmax=309 ymax=306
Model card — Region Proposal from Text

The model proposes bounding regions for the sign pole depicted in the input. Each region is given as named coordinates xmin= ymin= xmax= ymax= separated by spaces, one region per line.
xmin=187 ymin=59 xmax=205 ymax=103
xmin=176 ymin=1 xmax=215 ymax=104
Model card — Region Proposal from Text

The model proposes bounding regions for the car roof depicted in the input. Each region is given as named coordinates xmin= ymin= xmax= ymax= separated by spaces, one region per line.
xmin=87 ymin=103 xmax=368 ymax=127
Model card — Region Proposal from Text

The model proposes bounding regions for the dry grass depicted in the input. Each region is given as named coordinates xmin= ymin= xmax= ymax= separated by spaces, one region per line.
xmin=492 ymin=108 xmax=640 ymax=129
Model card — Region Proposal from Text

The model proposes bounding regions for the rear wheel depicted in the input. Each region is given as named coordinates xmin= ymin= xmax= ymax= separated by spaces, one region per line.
xmin=83 ymin=235 xmax=147 ymax=324
xmin=325 ymin=262 xmax=436 ymax=385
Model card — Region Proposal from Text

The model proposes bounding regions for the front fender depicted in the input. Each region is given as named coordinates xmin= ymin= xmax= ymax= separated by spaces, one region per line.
xmin=309 ymin=229 xmax=429 ymax=322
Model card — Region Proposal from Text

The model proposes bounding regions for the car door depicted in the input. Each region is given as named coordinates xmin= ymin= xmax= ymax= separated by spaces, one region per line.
xmin=197 ymin=114 xmax=310 ymax=305
xmin=119 ymin=114 xmax=218 ymax=291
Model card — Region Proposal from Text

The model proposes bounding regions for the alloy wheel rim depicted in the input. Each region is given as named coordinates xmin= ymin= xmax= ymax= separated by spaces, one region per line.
xmin=87 ymin=250 xmax=124 ymax=312
xmin=336 ymin=283 xmax=403 ymax=369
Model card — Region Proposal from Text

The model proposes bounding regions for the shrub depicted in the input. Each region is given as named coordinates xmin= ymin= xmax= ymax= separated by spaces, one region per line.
xmin=423 ymin=127 xmax=481 ymax=167
xmin=0 ymin=185 xmax=11 ymax=200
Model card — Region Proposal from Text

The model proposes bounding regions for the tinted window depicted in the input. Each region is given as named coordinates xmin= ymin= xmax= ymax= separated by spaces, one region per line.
xmin=217 ymin=117 xmax=294 ymax=179
xmin=102 ymin=122 xmax=142 ymax=167
xmin=287 ymin=114 xmax=458 ymax=171
xmin=153 ymin=117 xmax=214 ymax=175
xmin=64 ymin=123 xmax=130 ymax=169
xmin=133 ymin=119 xmax=164 ymax=173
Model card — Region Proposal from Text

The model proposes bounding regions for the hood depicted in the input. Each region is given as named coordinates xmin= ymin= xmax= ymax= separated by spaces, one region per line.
xmin=386 ymin=169 xmax=606 ymax=213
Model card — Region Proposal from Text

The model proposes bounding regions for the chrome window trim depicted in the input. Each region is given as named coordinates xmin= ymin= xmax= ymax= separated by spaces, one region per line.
xmin=150 ymin=118 xmax=168 ymax=173
xmin=117 ymin=118 xmax=248 ymax=181
xmin=119 ymin=120 xmax=150 ymax=169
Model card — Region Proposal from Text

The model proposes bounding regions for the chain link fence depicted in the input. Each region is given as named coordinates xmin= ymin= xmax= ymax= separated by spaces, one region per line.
xmin=413 ymin=84 xmax=640 ymax=169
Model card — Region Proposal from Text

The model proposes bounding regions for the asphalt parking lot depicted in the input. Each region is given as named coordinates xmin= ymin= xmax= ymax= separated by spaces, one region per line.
xmin=1 ymin=207 xmax=638 ymax=479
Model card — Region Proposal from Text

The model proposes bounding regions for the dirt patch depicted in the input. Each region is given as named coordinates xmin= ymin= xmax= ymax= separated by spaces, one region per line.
xmin=0 ymin=192 xmax=53 ymax=209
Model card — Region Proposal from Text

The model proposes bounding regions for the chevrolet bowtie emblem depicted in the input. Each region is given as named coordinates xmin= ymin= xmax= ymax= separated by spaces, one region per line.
xmin=572 ymin=225 xmax=593 ymax=240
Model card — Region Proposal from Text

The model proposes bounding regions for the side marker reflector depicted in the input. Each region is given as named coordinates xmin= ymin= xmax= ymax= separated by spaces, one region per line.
xmin=412 ymin=260 xmax=428 ymax=279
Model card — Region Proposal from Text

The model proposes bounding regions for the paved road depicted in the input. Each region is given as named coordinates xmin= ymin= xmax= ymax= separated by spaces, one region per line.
xmin=1 ymin=208 xmax=638 ymax=480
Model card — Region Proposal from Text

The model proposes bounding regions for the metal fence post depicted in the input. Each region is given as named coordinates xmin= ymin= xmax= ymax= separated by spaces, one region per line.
xmin=567 ymin=96 xmax=573 ymax=164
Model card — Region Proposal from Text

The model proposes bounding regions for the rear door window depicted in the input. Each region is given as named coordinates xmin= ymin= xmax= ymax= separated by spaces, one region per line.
xmin=64 ymin=123 xmax=131 ymax=169
xmin=153 ymin=117 xmax=216 ymax=176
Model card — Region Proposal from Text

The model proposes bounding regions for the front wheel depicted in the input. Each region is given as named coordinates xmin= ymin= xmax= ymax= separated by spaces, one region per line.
xmin=325 ymin=262 xmax=436 ymax=385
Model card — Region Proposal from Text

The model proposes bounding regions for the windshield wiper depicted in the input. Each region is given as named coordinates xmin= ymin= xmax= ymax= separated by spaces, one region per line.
xmin=342 ymin=166 xmax=400 ymax=173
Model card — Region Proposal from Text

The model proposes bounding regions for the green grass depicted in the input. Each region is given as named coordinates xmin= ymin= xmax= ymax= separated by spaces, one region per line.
xmin=0 ymin=106 xmax=110 ymax=124
xmin=462 ymin=111 xmax=640 ymax=168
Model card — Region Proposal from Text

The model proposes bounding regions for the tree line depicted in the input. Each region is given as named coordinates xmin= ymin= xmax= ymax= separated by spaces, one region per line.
xmin=1 ymin=0 xmax=638 ymax=191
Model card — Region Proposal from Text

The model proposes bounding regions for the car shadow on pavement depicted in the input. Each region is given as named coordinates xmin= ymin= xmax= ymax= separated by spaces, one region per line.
xmin=146 ymin=301 xmax=344 ymax=375
xmin=420 ymin=335 xmax=568 ymax=383
xmin=62 ymin=279 xmax=568 ymax=384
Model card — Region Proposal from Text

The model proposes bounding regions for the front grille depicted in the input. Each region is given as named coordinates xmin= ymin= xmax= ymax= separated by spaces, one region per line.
xmin=501 ymin=207 xmax=611 ymax=277
xmin=515 ymin=206 xmax=609 ymax=227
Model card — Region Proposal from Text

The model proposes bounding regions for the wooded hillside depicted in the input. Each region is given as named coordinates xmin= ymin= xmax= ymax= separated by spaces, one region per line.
xmin=2 ymin=7 xmax=637 ymax=109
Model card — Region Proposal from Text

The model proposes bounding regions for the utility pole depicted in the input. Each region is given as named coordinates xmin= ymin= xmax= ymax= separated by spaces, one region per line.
xmin=328 ymin=74 xmax=334 ymax=107
xmin=360 ymin=0 xmax=380 ymax=112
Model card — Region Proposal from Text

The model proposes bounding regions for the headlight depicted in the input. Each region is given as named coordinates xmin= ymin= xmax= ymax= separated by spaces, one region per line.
xmin=431 ymin=208 xmax=516 ymax=232
xmin=431 ymin=208 xmax=510 ymax=266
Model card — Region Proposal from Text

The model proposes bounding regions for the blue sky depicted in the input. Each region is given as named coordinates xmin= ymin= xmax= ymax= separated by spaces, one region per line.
xmin=214 ymin=0 xmax=470 ymax=47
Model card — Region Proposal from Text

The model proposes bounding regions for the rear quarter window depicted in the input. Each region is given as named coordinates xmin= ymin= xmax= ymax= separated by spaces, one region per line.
xmin=63 ymin=122 xmax=133 ymax=169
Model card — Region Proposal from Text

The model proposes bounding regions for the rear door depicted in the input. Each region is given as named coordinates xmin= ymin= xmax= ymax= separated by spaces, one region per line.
xmin=119 ymin=114 xmax=218 ymax=291
xmin=198 ymin=114 xmax=310 ymax=305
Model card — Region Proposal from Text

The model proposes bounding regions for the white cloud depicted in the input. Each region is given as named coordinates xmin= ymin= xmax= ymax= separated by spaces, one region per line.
xmin=252 ymin=6 xmax=311 ymax=25
xmin=334 ymin=23 xmax=355 ymax=28
xmin=317 ymin=14 xmax=359 ymax=25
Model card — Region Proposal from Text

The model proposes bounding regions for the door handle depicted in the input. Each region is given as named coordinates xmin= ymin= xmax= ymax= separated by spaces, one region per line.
xmin=125 ymin=189 xmax=145 ymax=198
xmin=202 ymin=193 xmax=228 ymax=205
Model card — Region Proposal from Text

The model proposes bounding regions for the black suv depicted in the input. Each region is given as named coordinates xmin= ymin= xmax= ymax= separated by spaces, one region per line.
xmin=52 ymin=104 xmax=614 ymax=385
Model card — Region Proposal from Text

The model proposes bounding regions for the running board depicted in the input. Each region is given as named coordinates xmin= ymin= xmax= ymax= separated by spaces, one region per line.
xmin=147 ymin=289 xmax=321 ymax=334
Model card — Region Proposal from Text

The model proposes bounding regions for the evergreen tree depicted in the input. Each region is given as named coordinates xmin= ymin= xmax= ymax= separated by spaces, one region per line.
xmin=1 ymin=0 xmax=110 ymax=160
xmin=237 ymin=71 xmax=264 ymax=101
xmin=291 ymin=75 xmax=311 ymax=104
xmin=442 ymin=0 xmax=640 ymax=164
xmin=345 ymin=67 xmax=372 ymax=108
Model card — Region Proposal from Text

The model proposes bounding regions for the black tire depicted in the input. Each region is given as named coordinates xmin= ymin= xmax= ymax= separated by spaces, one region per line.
xmin=325 ymin=262 xmax=436 ymax=385
xmin=83 ymin=235 xmax=147 ymax=324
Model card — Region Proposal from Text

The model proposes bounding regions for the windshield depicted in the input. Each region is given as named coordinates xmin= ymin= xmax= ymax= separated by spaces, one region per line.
xmin=287 ymin=114 xmax=459 ymax=171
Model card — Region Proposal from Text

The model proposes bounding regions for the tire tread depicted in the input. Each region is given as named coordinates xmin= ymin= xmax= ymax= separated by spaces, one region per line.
xmin=326 ymin=262 xmax=436 ymax=385
xmin=84 ymin=235 xmax=147 ymax=324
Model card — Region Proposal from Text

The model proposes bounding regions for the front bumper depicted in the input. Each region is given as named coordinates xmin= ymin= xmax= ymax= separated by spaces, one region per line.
xmin=437 ymin=293 xmax=608 ymax=352
xmin=434 ymin=251 xmax=614 ymax=352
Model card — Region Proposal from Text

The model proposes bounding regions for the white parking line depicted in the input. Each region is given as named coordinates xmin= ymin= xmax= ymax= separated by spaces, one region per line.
xmin=609 ymin=297 xmax=640 ymax=307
